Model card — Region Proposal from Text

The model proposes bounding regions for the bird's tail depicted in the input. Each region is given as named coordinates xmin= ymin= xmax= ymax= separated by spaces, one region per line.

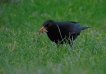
xmin=81 ymin=26 xmax=91 ymax=30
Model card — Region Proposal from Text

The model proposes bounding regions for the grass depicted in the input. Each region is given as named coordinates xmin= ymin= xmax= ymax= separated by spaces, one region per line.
xmin=0 ymin=0 xmax=106 ymax=74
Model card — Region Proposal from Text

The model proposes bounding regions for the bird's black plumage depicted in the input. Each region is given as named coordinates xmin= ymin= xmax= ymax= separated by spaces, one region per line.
xmin=39 ymin=20 xmax=90 ymax=44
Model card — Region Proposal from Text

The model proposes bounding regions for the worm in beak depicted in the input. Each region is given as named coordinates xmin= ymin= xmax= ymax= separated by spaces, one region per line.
xmin=39 ymin=26 xmax=48 ymax=34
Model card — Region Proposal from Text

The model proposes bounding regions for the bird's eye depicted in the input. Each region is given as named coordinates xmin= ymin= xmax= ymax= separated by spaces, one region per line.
xmin=45 ymin=23 xmax=52 ymax=27
xmin=48 ymin=23 xmax=52 ymax=27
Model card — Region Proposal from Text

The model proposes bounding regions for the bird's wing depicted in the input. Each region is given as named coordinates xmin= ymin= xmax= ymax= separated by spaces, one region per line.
xmin=73 ymin=24 xmax=82 ymax=33
xmin=55 ymin=22 xmax=81 ymax=34
xmin=64 ymin=22 xmax=82 ymax=35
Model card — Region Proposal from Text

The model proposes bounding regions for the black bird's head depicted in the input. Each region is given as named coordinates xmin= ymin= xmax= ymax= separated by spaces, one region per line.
xmin=39 ymin=20 xmax=54 ymax=34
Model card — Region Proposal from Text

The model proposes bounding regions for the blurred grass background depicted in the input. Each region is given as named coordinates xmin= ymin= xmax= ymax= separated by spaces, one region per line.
xmin=0 ymin=0 xmax=106 ymax=74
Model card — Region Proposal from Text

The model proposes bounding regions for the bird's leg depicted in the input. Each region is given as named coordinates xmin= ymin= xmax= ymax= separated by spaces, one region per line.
xmin=68 ymin=32 xmax=74 ymax=47
xmin=70 ymin=41 xmax=73 ymax=47
xmin=68 ymin=39 xmax=73 ymax=47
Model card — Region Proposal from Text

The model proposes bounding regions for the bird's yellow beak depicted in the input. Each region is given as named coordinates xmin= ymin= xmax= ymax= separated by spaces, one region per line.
xmin=39 ymin=26 xmax=48 ymax=34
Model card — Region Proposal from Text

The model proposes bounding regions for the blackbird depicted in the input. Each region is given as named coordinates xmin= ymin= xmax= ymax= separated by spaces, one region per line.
xmin=39 ymin=20 xmax=90 ymax=45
